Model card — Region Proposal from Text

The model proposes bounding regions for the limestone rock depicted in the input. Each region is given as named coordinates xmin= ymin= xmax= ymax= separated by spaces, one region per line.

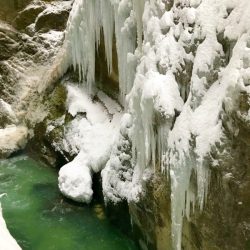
xmin=14 ymin=2 xmax=46 ymax=30
xmin=0 ymin=25 xmax=20 ymax=60
xmin=0 ymin=99 xmax=18 ymax=128
xmin=35 ymin=2 xmax=71 ymax=32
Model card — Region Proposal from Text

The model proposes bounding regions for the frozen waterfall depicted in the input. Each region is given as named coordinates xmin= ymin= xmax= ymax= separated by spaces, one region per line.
xmin=55 ymin=0 xmax=250 ymax=249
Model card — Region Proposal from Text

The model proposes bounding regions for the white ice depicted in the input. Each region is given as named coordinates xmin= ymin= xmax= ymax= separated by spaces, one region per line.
xmin=0 ymin=202 xmax=22 ymax=250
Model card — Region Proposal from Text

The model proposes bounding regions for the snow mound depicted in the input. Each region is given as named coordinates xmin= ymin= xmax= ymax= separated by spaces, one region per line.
xmin=58 ymin=84 xmax=122 ymax=203
xmin=58 ymin=154 xmax=93 ymax=203
xmin=0 ymin=202 xmax=22 ymax=250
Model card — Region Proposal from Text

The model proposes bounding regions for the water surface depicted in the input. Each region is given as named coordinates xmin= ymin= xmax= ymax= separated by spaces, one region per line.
xmin=0 ymin=155 xmax=137 ymax=250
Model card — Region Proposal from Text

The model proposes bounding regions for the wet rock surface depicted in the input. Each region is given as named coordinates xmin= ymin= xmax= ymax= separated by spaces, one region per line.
xmin=35 ymin=2 xmax=71 ymax=32
xmin=14 ymin=3 xmax=46 ymax=31
xmin=0 ymin=27 xmax=20 ymax=60
xmin=0 ymin=0 xmax=70 ymax=158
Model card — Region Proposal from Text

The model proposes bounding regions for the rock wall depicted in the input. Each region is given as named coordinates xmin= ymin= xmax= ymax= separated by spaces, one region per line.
xmin=0 ymin=0 xmax=70 ymax=157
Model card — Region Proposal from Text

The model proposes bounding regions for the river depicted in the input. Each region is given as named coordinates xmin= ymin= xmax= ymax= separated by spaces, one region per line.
xmin=0 ymin=155 xmax=138 ymax=250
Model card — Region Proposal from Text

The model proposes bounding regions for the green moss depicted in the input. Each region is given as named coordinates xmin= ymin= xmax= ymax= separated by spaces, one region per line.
xmin=245 ymin=240 xmax=250 ymax=250
xmin=47 ymin=84 xmax=67 ymax=120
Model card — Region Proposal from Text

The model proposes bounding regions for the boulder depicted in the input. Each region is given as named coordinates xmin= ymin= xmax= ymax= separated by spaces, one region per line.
xmin=0 ymin=24 xmax=20 ymax=60
xmin=0 ymin=99 xmax=18 ymax=128
xmin=35 ymin=2 xmax=71 ymax=32
xmin=14 ymin=2 xmax=46 ymax=30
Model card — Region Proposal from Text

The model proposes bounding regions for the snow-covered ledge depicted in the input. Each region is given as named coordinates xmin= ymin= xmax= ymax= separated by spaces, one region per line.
xmin=57 ymin=85 xmax=122 ymax=203
xmin=0 ymin=202 xmax=21 ymax=250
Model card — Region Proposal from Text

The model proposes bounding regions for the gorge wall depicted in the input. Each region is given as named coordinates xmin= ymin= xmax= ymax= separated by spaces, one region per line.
xmin=0 ymin=0 xmax=249 ymax=250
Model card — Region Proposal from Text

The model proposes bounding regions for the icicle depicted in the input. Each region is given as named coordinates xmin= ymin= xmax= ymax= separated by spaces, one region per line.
xmin=129 ymin=71 xmax=183 ymax=179
xmin=63 ymin=0 xmax=102 ymax=91
xmin=65 ymin=0 xmax=96 ymax=90
xmin=101 ymin=0 xmax=115 ymax=74
xmin=62 ymin=0 xmax=142 ymax=103
xmin=169 ymin=156 xmax=193 ymax=250
xmin=196 ymin=161 xmax=210 ymax=210
xmin=113 ymin=0 xmax=137 ymax=103
xmin=132 ymin=0 xmax=145 ymax=49
xmin=94 ymin=0 xmax=101 ymax=48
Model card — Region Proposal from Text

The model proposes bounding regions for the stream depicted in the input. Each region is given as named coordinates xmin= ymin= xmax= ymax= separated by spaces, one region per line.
xmin=0 ymin=155 xmax=138 ymax=250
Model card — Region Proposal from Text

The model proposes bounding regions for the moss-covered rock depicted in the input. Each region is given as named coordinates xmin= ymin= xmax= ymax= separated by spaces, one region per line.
xmin=47 ymin=84 xmax=67 ymax=120
xmin=26 ymin=83 xmax=70 ymax=166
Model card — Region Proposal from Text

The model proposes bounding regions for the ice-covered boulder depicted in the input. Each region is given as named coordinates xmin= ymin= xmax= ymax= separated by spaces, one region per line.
xmin=56 ymin=84 xmax=122 ymax=203
xmin=58 ymin=154 xmax=93 ymax=203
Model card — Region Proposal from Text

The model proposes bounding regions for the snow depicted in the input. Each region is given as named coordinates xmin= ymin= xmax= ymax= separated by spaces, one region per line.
xmin=166 ymin=1 xmax=250 ymax=248
xmin=102 ymin=113 xmax=143 ymax=203
xmin=58 ymin=84 xmax=122 ymax=203
xmin=223 ymin=0 xmax=250 ymax=40
xmin=58 ymin=155 xmax=93 ymax=203
xmin=37 ymin=31 xmax=64 ymax=48
xmin=59 ymin=0 xmax=140 ymax=102
xmin=0 ymin=202 xmax=21 ymax=250
xmin=102 ymin=1 xmax=250 ymax=249
xmin=53 ymin=0 xmax=250 ymax=249
xmin=128 ymin=71 xmax=184 ymax=174
xmin=160 ymin=11 xmax=174 ymax=30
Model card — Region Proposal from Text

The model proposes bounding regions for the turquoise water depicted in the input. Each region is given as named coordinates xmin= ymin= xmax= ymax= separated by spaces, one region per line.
xmin=0 ymin=155 xmax=138 ymax=250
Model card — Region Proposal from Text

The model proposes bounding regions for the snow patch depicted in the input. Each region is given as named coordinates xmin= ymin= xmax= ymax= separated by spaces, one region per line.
xmin=0 ymin=202 xmax=22 ymax=250
xmin=58 ymin=84 xmax=122 ymax=202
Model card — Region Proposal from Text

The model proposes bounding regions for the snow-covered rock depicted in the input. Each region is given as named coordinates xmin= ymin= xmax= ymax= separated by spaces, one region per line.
xmin=56 ymin=84 xmax=122 ymax=203
xmin=0 ymin=202 xmax=21 ymax=250
xmin=58 ymin=155 xmax=93 ymax=203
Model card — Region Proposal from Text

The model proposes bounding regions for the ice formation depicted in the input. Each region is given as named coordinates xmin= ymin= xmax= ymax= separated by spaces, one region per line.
xmin=55 ymin=0 xmax=250 ymax=249
xmin=60 ymin=0 xmax=143 ymax=101
xmin=58 ymin=84 xmax=122 ymax=203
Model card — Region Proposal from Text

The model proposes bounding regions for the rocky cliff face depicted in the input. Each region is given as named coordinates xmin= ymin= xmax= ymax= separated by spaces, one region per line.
xmin=0 ymin=0 xmax=70 ymax=157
